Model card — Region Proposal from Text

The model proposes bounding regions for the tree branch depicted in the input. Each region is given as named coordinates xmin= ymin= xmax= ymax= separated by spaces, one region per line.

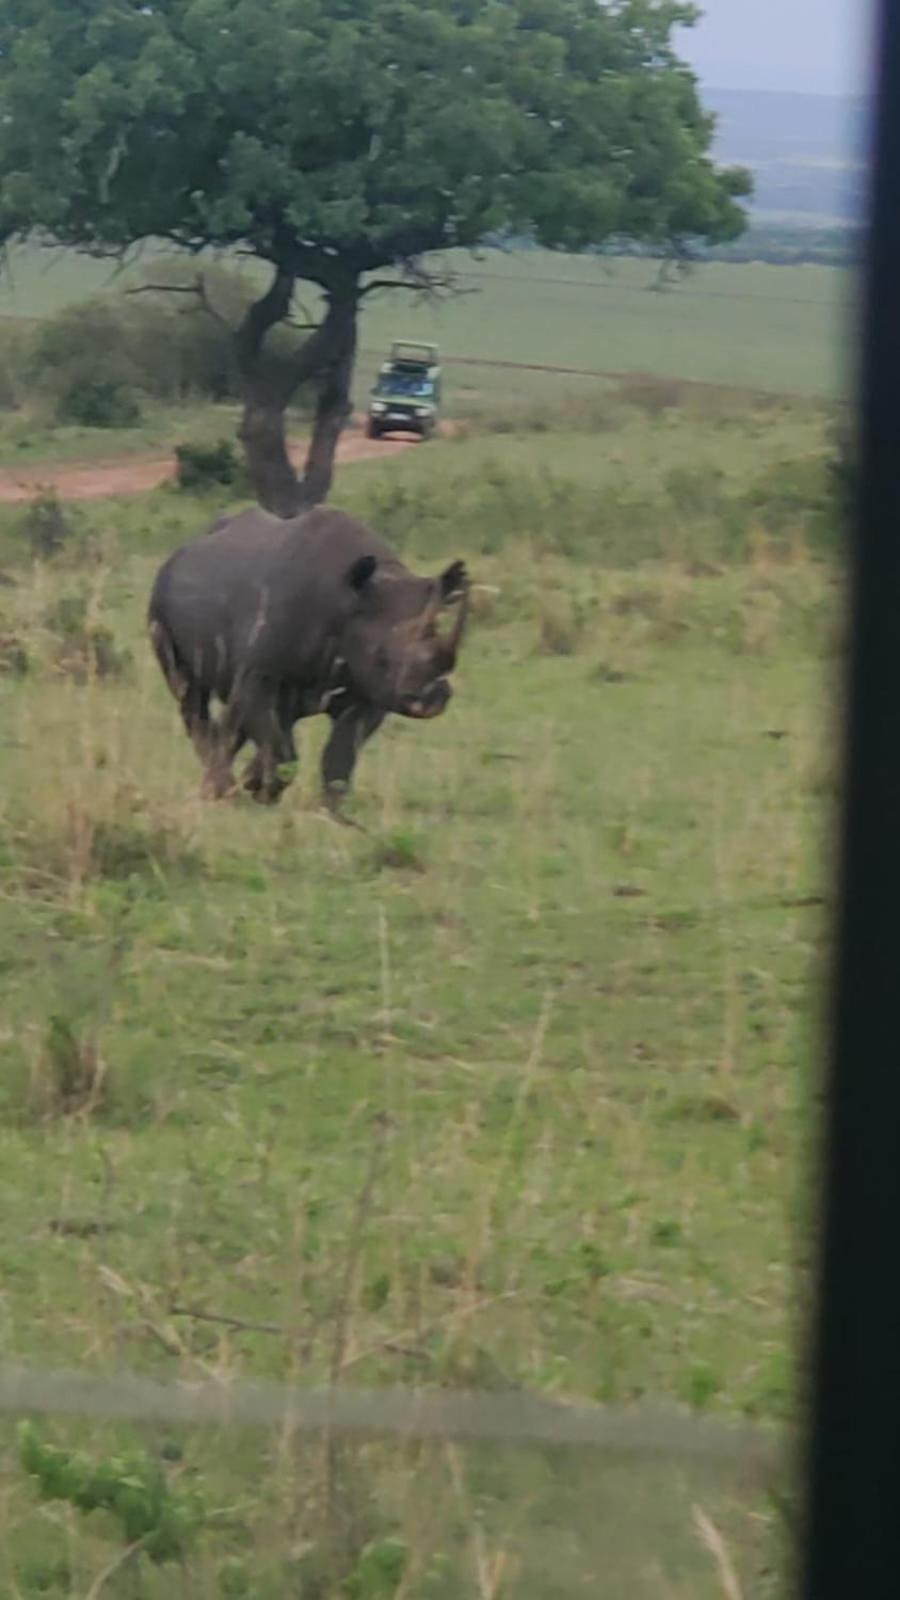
xmin=236 ymin=264 xmax=297 ymax=375
xmin=277 ymin=287 xmax=359 ymax=393
xmin=360 ymin=259 xmax=469 ymax=300
xmin=125 ymin=274 xmax=235 ymax=331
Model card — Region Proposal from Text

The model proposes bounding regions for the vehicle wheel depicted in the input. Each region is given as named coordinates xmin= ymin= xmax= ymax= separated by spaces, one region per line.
xmin=366 ymin=421 xmax=381 ymax=440
xmin=420 ymin=420 xmax=436 ymax=442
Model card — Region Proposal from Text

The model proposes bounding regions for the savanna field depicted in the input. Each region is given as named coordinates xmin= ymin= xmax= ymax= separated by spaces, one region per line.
xmin=0 ymin=259 xmax=845 ymax=1596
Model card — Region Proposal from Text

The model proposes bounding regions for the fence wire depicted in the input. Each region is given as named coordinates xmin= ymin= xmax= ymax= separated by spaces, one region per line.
xmin=0 ymin=1364 xmax=778 ymax=1474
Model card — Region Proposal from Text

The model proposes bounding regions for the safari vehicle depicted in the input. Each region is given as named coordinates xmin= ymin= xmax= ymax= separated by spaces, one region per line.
xmin=367 ymin=340 xmax=442 ymax=440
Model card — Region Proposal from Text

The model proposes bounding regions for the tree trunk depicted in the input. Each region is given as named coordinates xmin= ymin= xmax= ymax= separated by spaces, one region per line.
xmin=238 ymin=391 xmax=307 ymax=518
xmin=235 ymin=270 xmax=360 ymax=518
xmin=300 ymin=297 xmax=358 ymax=509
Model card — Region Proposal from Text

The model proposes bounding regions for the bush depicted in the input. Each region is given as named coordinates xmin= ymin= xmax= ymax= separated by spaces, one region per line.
xmin=0 ymin=633 xmax=29 ymax=675
xmin=30 ymin=1013 xmax=108 ymax=1120
xmin=742 ymin=455 xmax=843 ymax=555
xmin=17 ymin=489 xmax=74 ymax=557
xmin=0 ymin=320 xmax=30 ymax=410
xmin=19 ymin=1425 xmax=203 ymax=1563
xmin=22 ymin=278 xmax=229 ymax=414
xmin=128 ymin=261 xmax=317 ymax=407
xmin=44 ymin=592 xmax=131 ymax=682
xmin=616 ymin=373 xmax=684 ymax=415
xmin=28 ymin=302 xmax=140 ymax=423
xmin=537 ymin=592 xmax=585 ymax=655
xmin=21 ymin=263 xmax=323 ymax=424
xmin=57 ymin=379 xmax=142 ymax=428
xmin=175 ymin=437 xmax=243 ymax=491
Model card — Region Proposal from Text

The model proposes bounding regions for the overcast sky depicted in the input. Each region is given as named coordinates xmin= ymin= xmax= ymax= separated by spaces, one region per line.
xmin=677 ymin=0 xmax=871 ymax=96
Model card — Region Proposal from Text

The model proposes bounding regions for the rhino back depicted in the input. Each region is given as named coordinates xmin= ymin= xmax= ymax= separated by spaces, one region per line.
xmin=241 ymin=508 xmax=404 ymax=678
xmin=150 ymin=506 xmax=404 ymax=696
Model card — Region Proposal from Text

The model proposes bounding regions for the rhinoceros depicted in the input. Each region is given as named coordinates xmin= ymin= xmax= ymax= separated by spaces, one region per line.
xmin=148 ymin=505 xmax=470 ymax=810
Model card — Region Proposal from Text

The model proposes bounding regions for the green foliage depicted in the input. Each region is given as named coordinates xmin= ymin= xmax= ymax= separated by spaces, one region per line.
xmin=344 ymin=1537 xmax=410 ymax=1598
xmin=0 ymin=631 xmax=29 ymax=675
xmin=0 ymin=318 xmax=30 ymax=409
xmin=26 ymin=285 xmax=242 ymax=414
xmin=17 ymin=489 xmax=74 ymax=558
xmin=537 ymin=591 xmax=586 ymax=656
xmin=28 ymin=302 xmax=143 ymax=425
xmin=699 ymin=221 xmax=861 ymax=268
xmin=369 ymin=827 xmax=427 ymax=873
xmin=19 ymin=1424 xmax=203 ymax=1563
xmin=31 ymin=1011 xmax=107 ymax=1120
xmin=44 ymin=592 xmax=131 ymax=681
xmin=175 ymin=437 xmax=243 ymax=491
xmin=58 ymin=380 xmax=142 ymax=429
xmin=0 ymin=3 xmax=748 ymax=279
xmin=346 ymin=413 xmax=841 ymax=568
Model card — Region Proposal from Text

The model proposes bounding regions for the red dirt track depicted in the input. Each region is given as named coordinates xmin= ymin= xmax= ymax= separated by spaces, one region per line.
xmin=0 ymin=426 xmax=417 ymax=505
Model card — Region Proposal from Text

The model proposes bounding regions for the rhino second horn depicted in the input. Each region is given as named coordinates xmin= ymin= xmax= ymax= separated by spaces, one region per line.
xmin=438 ymin=585 xmax=470 ymax=670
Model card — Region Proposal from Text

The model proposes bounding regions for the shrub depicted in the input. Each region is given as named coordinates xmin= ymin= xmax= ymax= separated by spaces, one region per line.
xmin=11 ymin=797 xmax=204 ymax=891
xmin=18 ymin=489 xmax=74 ymax=558
xmin=19 ymin=1425 xmax=203 ymax=1564
xmin=22 ymin=265 xmax=321 ymax=421
xmin=617 ymin=373 xmax=683 ymax=415
xmin=0 ymin=633 xmax=29 ymax=675
xmin=0 ymin=320 xmax=30 ymax=410
xmin=22 ymin=274 xmax=233 ymax=413
xmin=370 ymin=828 xmax=427 ymax=873
xmin=537 ymin=592 xmax=584 ymax=655
xmin=28 ymin=302 xmax=141 ymax=423
xmin=175 ymin=437 xmax=243 ymax=491
xmin=44 ymin=593 xmax=131 ymax=682
xmin=57 ymin=379 xmax=142 ymax=429
xmin=30 ymin=1013 xmax=108 ymax=1120
xmin=742 ymin=454 xmax=843 ymax=555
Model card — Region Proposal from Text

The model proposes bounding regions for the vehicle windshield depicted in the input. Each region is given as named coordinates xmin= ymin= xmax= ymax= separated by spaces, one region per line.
xmin=375 ymin=373 xmax=435 ymax=398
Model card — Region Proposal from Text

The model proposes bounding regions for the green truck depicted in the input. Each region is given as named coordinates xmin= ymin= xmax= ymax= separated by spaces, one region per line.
xmin=366 ymin=340 xmax=442 ymax=440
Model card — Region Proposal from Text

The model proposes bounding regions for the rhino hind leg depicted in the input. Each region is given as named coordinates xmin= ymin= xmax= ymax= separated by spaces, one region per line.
xmin=149 ymin=618 xmax=224 ymax=786
xmin=180 ymin=683 xmax=217 ymax=766
xmin=197 ymin=701 xmax=247 ymax=801
xmin=208 ymin=683 xmax=296 ymax=806
xmin=321 ymin=704 xmax=385 ymax=816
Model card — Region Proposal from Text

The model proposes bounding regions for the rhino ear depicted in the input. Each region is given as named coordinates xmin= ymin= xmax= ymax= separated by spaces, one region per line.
xmin=438 ymin=559 xmax=468 ymax=603
xmin=347 ymin=554 xmax=377 ymax=592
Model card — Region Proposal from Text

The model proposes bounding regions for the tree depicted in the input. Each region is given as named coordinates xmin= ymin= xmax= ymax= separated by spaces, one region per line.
xmin=0 ymin=1 xmax=750 ymax=515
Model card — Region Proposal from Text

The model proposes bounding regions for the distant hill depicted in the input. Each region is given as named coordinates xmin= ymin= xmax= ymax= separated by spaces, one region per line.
xmin=703 ymin=86 xmax=869 ymax=223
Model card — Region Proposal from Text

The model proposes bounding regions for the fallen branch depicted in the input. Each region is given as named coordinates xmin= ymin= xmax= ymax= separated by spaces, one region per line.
xmin=692 ymin=1506 xmax=744 ymax=1600
xmin=170 ymin=1304 xmax=287 ymax=1337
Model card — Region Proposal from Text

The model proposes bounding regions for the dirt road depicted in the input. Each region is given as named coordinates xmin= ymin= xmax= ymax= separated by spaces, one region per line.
xmin=0 ymin=427 xmax=417 ymax=505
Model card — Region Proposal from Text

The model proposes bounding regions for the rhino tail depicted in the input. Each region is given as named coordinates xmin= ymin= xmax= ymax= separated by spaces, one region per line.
xmin=148 ymin=615 xmax=190 ymax=703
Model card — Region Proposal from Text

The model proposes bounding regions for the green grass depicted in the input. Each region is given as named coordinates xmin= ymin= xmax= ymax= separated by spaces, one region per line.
xmin=0 ymin=403 xmax=835 ymax=1595
xmin=0 ymin=243 xmax=848 ymax=482
xmin=362 ymin=248 xmax=847 ymax=399
xmin=0 ymin=398 xmax=254 ymax=468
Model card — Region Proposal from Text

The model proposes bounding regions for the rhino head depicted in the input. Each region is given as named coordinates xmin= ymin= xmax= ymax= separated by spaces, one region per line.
xmin=340 ymin=556 xmax=470 ymax=718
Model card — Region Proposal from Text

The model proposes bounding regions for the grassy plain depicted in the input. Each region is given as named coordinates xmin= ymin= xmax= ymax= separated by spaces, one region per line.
xmin=0 ymin=393 xmax=837 ymax=1596
xmin=0 ymin=243 xmax=848 ymax=423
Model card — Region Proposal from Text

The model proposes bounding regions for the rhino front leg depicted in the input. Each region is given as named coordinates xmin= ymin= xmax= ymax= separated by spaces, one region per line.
xmin=222 ymin=681 xmax=296 ymax=806
xmin=321 ymin=704 xmax=385 ymax=817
